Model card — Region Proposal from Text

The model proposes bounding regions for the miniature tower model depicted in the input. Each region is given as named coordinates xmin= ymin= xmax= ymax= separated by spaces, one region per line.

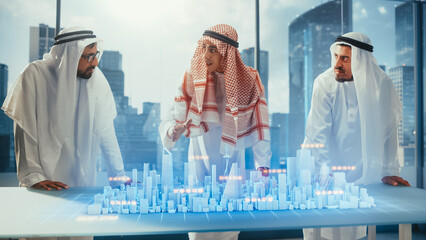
xmin=296 ymin=149 xmax=315 ymax=187
xmin=278 ymin=173 xmax=287 ymax=197
xmin=286 ymin=157 xmax=297 ymax=189
xmin=132 ymin=169 xmax=138 ymax=187
xmin=223 ymin=163 xmax=241 ymax=199
xmin=188 ymin=161 xmax=196 ymax=187
xmin=223 ymin=144 xmax=231 ymax=176
xmin=211 ymin=164 xmax=219 ymax=198
xmin=184 ymin=162 xmax=189 ymax=186
xmin=89 ymin=146 xmax=376 ymax=215
xmin=319 ymin=162 xmax=330 ymax=188
xmin=143 ymin=163 xmax=149 ymax=189
xmin=161 ymin=148 xmax=174 ymax=193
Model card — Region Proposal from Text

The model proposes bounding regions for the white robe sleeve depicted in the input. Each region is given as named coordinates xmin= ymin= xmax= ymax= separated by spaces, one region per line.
xmin=381 ymin=122 xmax=401 ymax=178
xmin=14 ymin=122 xmax=47 ymax=187
xmin=99 ymin=121 xmax=126 ymax=179
xmin=304 ymin=78 xmax=333 ymax=166
xmin=379 ymin=78 xmax=401 ymax=178
xmin=252 ymin=140 xmax=271 ymax=169
xmin=159 ymin=104 xmax=177 ymax=152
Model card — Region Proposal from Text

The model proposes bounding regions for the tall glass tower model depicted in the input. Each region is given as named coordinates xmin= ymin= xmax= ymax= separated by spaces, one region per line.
xmin=288 ymin=0 xmax=352 ymax=156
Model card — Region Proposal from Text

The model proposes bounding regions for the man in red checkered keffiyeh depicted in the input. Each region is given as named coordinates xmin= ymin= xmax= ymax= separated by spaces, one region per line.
xmin=160 ymin=22 xmax=271 ymax=240
xmin=160 ymin=23 xmax=271 ymax=185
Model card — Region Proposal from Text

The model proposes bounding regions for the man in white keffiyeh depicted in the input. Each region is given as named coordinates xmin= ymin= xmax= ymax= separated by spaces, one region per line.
xmin=2 ymin=26 xmax=126 ymax=193
xmin=159 ymin=24 xmax=272 ymax=240
xmin=303 ymin=32 xmax=410 ymax=240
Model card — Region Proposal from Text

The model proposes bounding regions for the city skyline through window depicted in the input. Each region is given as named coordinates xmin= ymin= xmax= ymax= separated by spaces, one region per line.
xmin=0 ymin=0 xmax=422 ymax=189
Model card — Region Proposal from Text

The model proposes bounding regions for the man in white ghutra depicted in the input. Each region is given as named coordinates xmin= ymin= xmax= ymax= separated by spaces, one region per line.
xmin=303 ymin=32 xmax=410 ymax=240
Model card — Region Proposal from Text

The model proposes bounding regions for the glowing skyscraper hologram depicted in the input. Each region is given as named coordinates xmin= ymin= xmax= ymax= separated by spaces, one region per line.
xmin=223 ymin=163 xmax=242 ymax=199
xmin=161 ymin=148 xmax=174 ymax=193
xmin=88 ymin=149 xmax=375 ymax=215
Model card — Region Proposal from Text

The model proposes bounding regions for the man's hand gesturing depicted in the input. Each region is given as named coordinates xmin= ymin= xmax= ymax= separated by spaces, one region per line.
xmin=168 ymin=119 xmax=192 ymax=142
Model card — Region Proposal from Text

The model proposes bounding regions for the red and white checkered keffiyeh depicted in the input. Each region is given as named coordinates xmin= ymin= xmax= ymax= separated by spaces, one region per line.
xmin=173 ymin=24 xmax=270 ymax=154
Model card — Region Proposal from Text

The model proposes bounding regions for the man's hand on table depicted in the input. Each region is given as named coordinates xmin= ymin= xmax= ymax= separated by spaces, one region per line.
xmin=124 ymin=179 xmax=141 ymax=186
xmin=32 ymin=180 xmax=69 ymax=190
xmin=257 ymin=167 xmax=270 ymax=177
xmin=382 ymin=176 xmax=410 ymax=186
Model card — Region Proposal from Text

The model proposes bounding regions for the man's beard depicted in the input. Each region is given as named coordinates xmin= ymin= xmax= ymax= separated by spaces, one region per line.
xmin=334 ymin=67 xmax=353 ymax=82
xmin=335 ymin=76 xmax=354 ymax=83
xmin=77 ymin=67 xmax=95 ymax=79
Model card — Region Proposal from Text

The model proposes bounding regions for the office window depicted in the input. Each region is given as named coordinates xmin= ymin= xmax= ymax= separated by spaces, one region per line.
xmin=0 ymin=0 xmax=422 ymax=190
xmin=261 ymin=0 xmax=417 ymax=185
xmin=352 ymin=0 xmax=416 ymax=186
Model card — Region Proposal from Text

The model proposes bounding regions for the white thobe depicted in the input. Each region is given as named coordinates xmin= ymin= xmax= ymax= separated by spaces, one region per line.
xmin=159 ymin=72 xmax=271 ymax=240
xmin=14 ymin=77 xmax=125 ymax=188
xmin=304 ymin=78 xmax=363 ymax=183
xmin=303 ymin=77 xmax=366 ymax=240
xmin=304 ymin=71 xmax=399 ymax=182
xmin=160 ymin=72 xmax=271 ymax=182
xmin=303 ymin=73 xmax=398 ymax=240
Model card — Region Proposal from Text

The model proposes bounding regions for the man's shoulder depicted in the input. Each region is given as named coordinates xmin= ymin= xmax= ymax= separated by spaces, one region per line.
xmin=246 ymin=66 xmax=258 ymax=73
xmin=17 ymin=61 xmax=48 ymax=84
xmin=22 ymin=61 xmax=40 ymax=74
xmin=88 ymin=68 xmax=114 ymax=95
xmin=314 ymin=68 xmax=337 ymax=92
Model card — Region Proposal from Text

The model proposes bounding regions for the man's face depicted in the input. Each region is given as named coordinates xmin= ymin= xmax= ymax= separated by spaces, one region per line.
xmin=333 ymin=45 xmax=353 ymax=81
xmin=77 ymin=43 xmax=99 ymax=79
xmin=202 ymin=40 xmax=223 ymax=73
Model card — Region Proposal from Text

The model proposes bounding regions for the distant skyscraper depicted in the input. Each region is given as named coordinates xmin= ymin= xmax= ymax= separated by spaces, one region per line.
xmin=142 ymin=102 xmax=162 ymax=168
xmin=240 ymin=48 xmax=269 ymax=102
xmin=394 ymin=2 xmax=415 ymax=146
xmin=112 ymin=109 xmax=160 ymax=171
xmin=97 ymin=50 xmax=160 ymax=171
xmin=0 ymin=63 xmax=7 ymax=100
xmin=142 ymin=102 xmax=161 ymax=142
xmin=0 ymin=63 xmax=14 ymax=172
xmin=240 ymin=48 xmax=269 ymax=170
xmin=99 ymin=51 xmax=127 ymax=113
xmin=29 ymin=24 xmax=56 ymax=62
xmin=394 ymin=2 xmax=415 ymax=169
xmin=389 ymin=66 xmax=415 ymax=146
xmin=271 ymin=113 xmax=290 ymax=168
xmin=99 ymin=51 xmax=122 ymax=71
xmin=395 ymin=3 xmax=414 ymax=66
xmin=288 ymin=0 xmax=352 ymax=156
xmin=98 ymin=50 xmax=127 ymax=163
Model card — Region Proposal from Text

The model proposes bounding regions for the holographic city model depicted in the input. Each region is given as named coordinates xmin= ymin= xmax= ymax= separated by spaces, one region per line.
xmin=87 ymin=148 xmax=375 ymax=215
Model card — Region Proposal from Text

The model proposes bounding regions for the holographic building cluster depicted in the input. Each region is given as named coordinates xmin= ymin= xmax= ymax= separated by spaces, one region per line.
xmin=87 ymin=149 xmax=375 ymax=215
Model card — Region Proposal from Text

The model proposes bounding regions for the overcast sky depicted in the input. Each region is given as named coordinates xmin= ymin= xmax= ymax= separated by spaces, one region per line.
xmin=0 ymin=0 xmax=400 ymax=117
